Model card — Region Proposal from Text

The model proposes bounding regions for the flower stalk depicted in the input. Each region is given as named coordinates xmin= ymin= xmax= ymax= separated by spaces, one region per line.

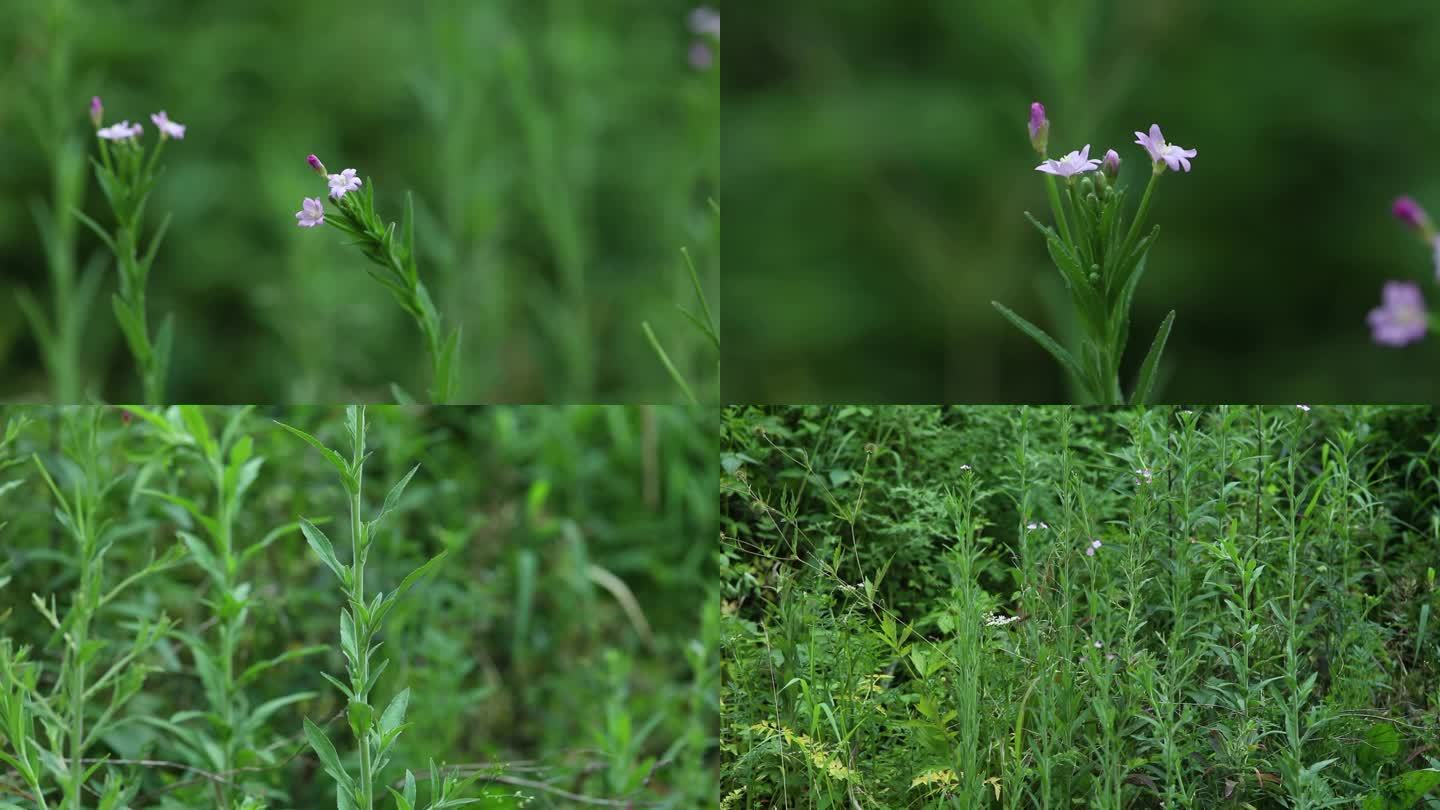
xmin=76 ymin=104 xmax=186 ymax=405
xmin=993 ymin=105 xmax=1193 ymax=405
xmin=295 ymin=159 xmax=461 ymax=403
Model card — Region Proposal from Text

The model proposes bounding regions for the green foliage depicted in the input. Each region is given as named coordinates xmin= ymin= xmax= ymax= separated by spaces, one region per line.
xmin=1 ymin=0 xmax=717 ymax=402
xmin=0 ymin=404 xmax=717 ymax=808
xmin=722 ymin=405 xmax=1440 ymax=808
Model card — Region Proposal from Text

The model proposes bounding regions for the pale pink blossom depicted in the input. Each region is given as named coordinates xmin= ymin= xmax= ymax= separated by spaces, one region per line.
xmin=295 ymin=197 xmax=325 ymax=228
xmin=1036 ymin=145 xmax=1100 ymax=178
xmin=1133 ymin=124 xmax=1196 ymax=173
xmin=150 ymin=110 xmax=186 ymax=140
xmin=96 ymin=120 xmax=142 ymax=141
xmin=327 ymin=168 xmax=362 ymax=199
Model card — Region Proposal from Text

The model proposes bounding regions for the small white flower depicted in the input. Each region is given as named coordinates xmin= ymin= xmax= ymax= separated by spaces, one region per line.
xmin=327 ymin=168 xmax=363 ymax=199
xmin=1296 ymin=404 xmax=1311 ymax=412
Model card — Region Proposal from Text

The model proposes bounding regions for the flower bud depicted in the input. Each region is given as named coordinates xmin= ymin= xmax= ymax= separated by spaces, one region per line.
xmin=89 ymin=96 xmax=103 ymax=128
xmin=1393 ymin=195 xmax=1432 ymax=235
xmin=1102 ymin=149 xmax=1121 ymax=179
xmin=307 ymin=154 xmax=327 ymax=176
xmin=1028 ymin=102 xmax=1049 ymax=155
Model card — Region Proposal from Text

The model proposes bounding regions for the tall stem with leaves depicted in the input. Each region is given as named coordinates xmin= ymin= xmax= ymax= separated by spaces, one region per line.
xmin=643 ymin=203 xmax=721 ymax=404
xmin=278 ymin=406 xmax=460 ymax=810
xmin=296 ymin=160 xmax=461 ymax=404
xmin=76 ymin=111 xmax=185 ymax=405
xmin=7 ymin=409 xmax=184 ymax=809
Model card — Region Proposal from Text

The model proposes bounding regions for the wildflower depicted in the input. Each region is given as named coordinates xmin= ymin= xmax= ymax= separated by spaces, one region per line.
xmin=985 ymin=613 xmax=1022 ymax=627
xmin=1028 ymin=102 xmax=1049 ymax=154
xmin=960 ymin=464 xmax=972 ymax=472
xmin=1036 ymin=145 xmax=1100 ymax=179
xmin=295 ymin=197 xmax=325 ymax=228
xmin=96 ymin=120 xmax=142 ymax=141
xmin=90 ymin=96 xmax=103 ymax=128
xmin=688 ymin=6 xmax=720 ymax=39
xmin=1135 ymin=468 xmax=1153 ymax=485
xmin=1094 ymin=639 xmax=1104 ymax=648
xmin=1086 ymin=538 xmax=1103 ymax=557
xmin=689 ymin=42 xmax=714 ymax=71
xmin=1102 ymin=148 xmax=1121 ymax=179
xmin=307 ymin=154 xmax=328 ymax=176
xmin=327 ymin=168 xmax=363 ymax=199
xmin=1367 ymin=281 xmax=1428 ymax=347
xmin=1393 ymin=196 xmax=1432 ymax=233
xmin=1133 ymin=124 xmax=1196 ymax=173
xmin=1026 ymin=521 xmax=1049 ymax=531
xmin=150 ymin=110 xmax=186 ymax=140
xmin=1296 ymin=405 xmax=1311 ymax=412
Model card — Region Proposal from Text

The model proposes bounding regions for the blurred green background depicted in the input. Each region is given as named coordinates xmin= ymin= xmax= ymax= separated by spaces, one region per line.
xmin=723 ymin=0 xmax=1440 ymax=402
xmin=1 ymin=0 xmax=718 ymax=403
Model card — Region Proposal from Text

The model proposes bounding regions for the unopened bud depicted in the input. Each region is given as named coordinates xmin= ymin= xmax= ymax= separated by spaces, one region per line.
xmin=307 ymin=154 xmax=327 ymax=176
xmin=1028 ymin=101 xmax=1049 ymax=155
xmin=1102 ymin=149 xmax=1121 ymax=179
xmin=89 ymin=96 xmax=103 ymax=128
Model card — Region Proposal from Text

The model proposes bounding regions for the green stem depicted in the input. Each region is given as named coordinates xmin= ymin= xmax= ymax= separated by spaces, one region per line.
xmin=1121 ymin=168 xmax=1161 ymax=259
xmin=348 ymin=408 xmax=374 ymax=810
xmin=1043 ymin=174 xmax=1073 ymax=247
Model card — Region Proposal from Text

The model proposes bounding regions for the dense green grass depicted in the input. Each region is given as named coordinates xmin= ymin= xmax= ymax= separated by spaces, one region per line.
xmin=0 ymin=0 xmax=718 ymax=402
xmin=0 ymin=404 xmax=718 ymax=808
xmin=721 ymin=405 xmax=1440 ymax=808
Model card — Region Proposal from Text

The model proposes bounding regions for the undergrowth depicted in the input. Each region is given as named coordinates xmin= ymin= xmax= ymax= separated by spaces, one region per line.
xmin=721 ymin=405 xmax=1440 ymax=809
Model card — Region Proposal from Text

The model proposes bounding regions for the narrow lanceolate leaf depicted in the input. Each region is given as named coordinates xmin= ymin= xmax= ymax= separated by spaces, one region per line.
xmin=375 ymin=551 xmax=450 ymax=624
xmin=379 ymin=687 xmax=410 ymax=738
xmin=1129 ymin=310 xmax=1176 ymax=406
xmin=992 ymin=302 xmax=1086 ymax=386
xmin=274 ymin=421 xmax=358 ymax=493
xmin=376 ymin=464 xmax=421 ymax=526
xmin=303 ymin=716 xmax=355 ymax=789
xmin=301 ymin=519 xmax=348 ymax=584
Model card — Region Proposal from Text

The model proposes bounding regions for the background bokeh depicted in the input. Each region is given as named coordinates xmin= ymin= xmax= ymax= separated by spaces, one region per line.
xmin=723 ymin=0 xmax=1440 ymax=402
xmin=1 ymin=0 xmax=718 ymax=403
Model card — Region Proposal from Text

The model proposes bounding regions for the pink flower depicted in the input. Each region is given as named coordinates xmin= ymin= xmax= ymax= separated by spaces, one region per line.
xmin=150 ymin=110 xmax=186 ymax=140
xmin=1368 ymin=281 xmax=1427 ymax=347
xmin=96 ymin=120 xmax=142 ymax=141
xmin=307 ymin=154 xmax=328 ymax=176
xmin=1085 ymin=539 xmax=1102 ymax=557
xmin=327 ymin=168 xmax=362 ymax=199
xmin=1036 ymin=145 xmax=1100 ymax=178
xmin=295 ymin=197 xmax=325 ymax=228
xmin=688 ymin=6 xmax=720 ymax=39
xmin=90 ymin=96 xmax=103 ymax=128
xmin=1133 ymin=124 xmax=1196 ymax=173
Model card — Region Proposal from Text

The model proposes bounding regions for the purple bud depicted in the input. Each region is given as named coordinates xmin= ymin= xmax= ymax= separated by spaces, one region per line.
xmin=89 ymin=96 xmax=103 ymax=128
xmin=1028 ymin=102 xmax=1049 ymax=155
xmin=1102 ymin=149 xmax=1121 ymax=179
xmin=1394 ymin=196 xmax=1431 ymax=232
xmin=307 ymin=154 xmax=327 ymax=176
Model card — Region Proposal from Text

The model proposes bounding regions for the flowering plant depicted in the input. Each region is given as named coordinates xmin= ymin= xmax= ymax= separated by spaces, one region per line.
xmin=75 ymin=97 xmax=186 ymax=405
xmin=294 ymin=156 xmax=461 ymax=403
xmin=1367 ymin=196 xmax=1440 ymax=347
xmin=993 ymin=103 xmax=1196 ymax=404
